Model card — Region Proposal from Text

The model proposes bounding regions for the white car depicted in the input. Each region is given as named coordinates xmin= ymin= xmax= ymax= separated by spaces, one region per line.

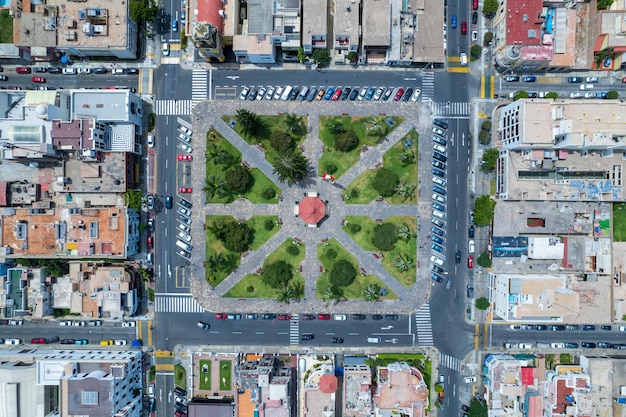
xmin=333 ymin=314 xmax=347 ymax=321
xmin=256 ymin=87 xmax=267 ymax=100
xmin=178 ymin=125 xmax=192 ymax=135
xmin=273 ymin=86 xmax=284 ymax=100
xmin=504 ymin=342 xmax=518 ymax=348
xmin=468 ymin=240 xmax=475 ymax=254
xmin=430 ymin=255 xmax=444 ymax=266
xmin=585 ymin=76 xmax=598 ymax=83
xmin=265 ymin=87 xmax=275 ymax=100
xmin=178 ymin=231 xmax=192 ymax=243
xmin=122 ymin=321 xmax=136 ymax=327
xmin=114 ymin=340 xmax=127 ymax=345
xmin=519 ymin=343 xmax=533 ymax=349
xmin=147 ymin=134 xmax=155 ymax=148
xmin=8 ymin=320 xmax=23 ymax=326
xmin=112 ymin=68 xmax=125 ymax=75
xmin=432 ymin=127 xmax=445 ymax=137
xmin=62 ymin=67 xmax=77 ymax=74
xmin=73 ymin=321 xmax=86 ymax=327
xmin=238 ymin=86 xmax=250 ymax=100
xmin=5 ymin=339 xmax=21 ymax=345
xmin=373 ymin=87 xmax=384 ymax=100
xmin=463 ymin=376 xmax=477 ymax=383
xmin=570 ymin=92 xmax=583 ymax=99
xmin=433 ymin=143 xmax=446 ymax=154
xmin=177 ymin=143 xmax=193 ymax=153
xmin=579 ymin=84 xmax=594 ymax=90
xmin=148 ymin=385 xmax=155 ymax=397
xmin=162 ymin=42 xmax=170 ymax=56
xmin=550 ymin=342 xmax=565 ymax=348
xmin=178 ymin=133 xmax=191 ymax=143
xmin=178 ymin=223 xmax=191 ymax=233
xmin=432 ymin=176 xmax=446 ymax=187
xmin=60 ymin=320 xmax=73 ymax=326
xmin=77 ymin=67 xmax=91 ymax=74
xmin=432 ymin=194 xmax=445 ymax=204
xmin=410 ymin=89 xmax=421 ymax=102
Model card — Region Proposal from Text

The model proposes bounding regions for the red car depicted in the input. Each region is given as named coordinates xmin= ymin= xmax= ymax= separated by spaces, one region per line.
xmin=177 ymin=154 xmax=193 ymax=161
xmin=147 ymin=236 xmax=153 ymax=250
xmin=331 ymin=89 xmax=342 ymax=101
xmin=16 ymin=67 xmax=31 ymax=74
xmin=31 ymin=338 xmax=46 ymax=344
xmin=472 ymin=0 xmax=478 ymax=10
xmin=468 ymin=256 xmax=474 ymax=268
xmin=215 ymin=313 xmax=227 ymax=319
xmin=394 ymin=88 xmax=405 ymax=101
xmin=277 ymin=314 xmax=291 ymax=320
xmin=179 ymin=187 xmax=192 ymax=193
xmin=32 ymin=76 xmax=46 ymax=83
xmin=461 ymin=21 xmax=467 ymax=35
xmin=318 ymin=314 xmax=331 ymax=320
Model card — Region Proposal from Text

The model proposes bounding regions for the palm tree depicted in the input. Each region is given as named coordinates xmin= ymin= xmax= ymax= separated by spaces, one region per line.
xmin=400 ymin=148 xmax=416 ymax=164
xmin=397 ymin=223 xmax=415 ymax=241
xmin=284 ymin=113 xmax=301 ymax=134
xmin=366 ymin=116 xmax=387 ymax=136
xmin=236 ymin=108 xmax=262 ymax=138
xmin=325 ymin=117 xmax=345 ymax=135
xmin=203 ymin=175 xmax=227 ymax=200
xmin=276 ymin=287 xmax=294 ymax=304
xmin=396 ymin=183 xmax=416 ymax=202
xmin=363 ymin=283 xmax=381 ymax=302
xmin=206 ymin=254 xmax=224 ymax=274
xmin=273 ymin=152 xmax=309 ymax=183
xmin=394 ymin=253 xmax=414 ymax=272
xmin=206 ymin=220 xmax=225 ymax=238
xmin=289 ymin=280 xmax=304 ymax=301
xmin=205 ymin=144 xmax=221 ymax=164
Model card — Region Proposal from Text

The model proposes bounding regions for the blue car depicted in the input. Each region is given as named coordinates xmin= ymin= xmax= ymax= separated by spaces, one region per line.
xmin=451 ymin=15 xmax=457 ymax=28
xmin=324 ymin=88 xmax=334 ymax=100
xmin=431 ymin=235 xmax=444 ymax=244
xmin=523 ymin=76 xmax=536 ymax=82
xmin=432 ymin=243 xmax=443 ymax=253
xmin=172 ymin=18 xmax=178 ymax=32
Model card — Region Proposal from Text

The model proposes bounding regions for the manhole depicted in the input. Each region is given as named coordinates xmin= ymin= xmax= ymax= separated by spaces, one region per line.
xmin=229 ymin=119 xmax=236 ymax=127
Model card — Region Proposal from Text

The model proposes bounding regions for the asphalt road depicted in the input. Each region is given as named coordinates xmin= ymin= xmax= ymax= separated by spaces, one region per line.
xmin=0 ymin=322 xmax=137 ymax=344
xmin=1 ymin=72 xmax=139 ymax=90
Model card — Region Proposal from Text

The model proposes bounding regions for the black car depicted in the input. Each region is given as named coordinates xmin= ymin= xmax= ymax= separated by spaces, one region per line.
xmin=471 ymin=11 xmax=478 ymax=24
xmin=385 ymin=314 xmax=398 ymax=321
xmin=372 ymin=314 xmax=383 ymax=320
xmin=46 ymin=336 xmax=60 ymax=344
xmin=247 ymin=89 xmax=258 ymax=100
xmin=581 ymin=325 xmax=595 ymax=330
xmin=433 ymin=119 xmax=448 ymax=130
xmin=612 ymin=343 xmax=626 ymax=350
xmin=432 ymin=168 xmax=446 ymax=177
xmin=402 ymin=88 xmax=413 ymax=102
xmin=34 ymin=67 xmax=47 ymax=73
xmin=432 ymin=160 xmax=446 ymax=170
xmin=301 ymin=314 xmax=315 ymax=320
xmin=521 ymin=324 xmax=534 ymax=330
xmin=527 ymin=92 xmax=538 ymax=98
xmin=567 ymin=77 xmax=583 ymax=83
xmin=352 ymin=314 xmax=366 ymax=320
xmin=349 ymin=89 xmax=359 ymax=100
xmin=174 ymin=403 xmax=187 ymax=413
xmin=382 ymin=88 xmax=393 ymax=101
xmin=433 ymin=136 xmax=447 ymax=146
xmin=125 ymin=68 xmax=139 ymax=74
xmin=331 ymin=337 xmax=344 ymax=344
xmin=468 ymin=226 xmax=475 ymax=238
xmin=550 ymin=325 xmax=565 ymax=331
xmin=340 ymin=88 xmax=351 ymax=100
xmin=47 ymin=67 xmax=62 ymax=74
xmin=147 ymin=218 xmax=155 ymax=233
xmin=564 ymin=342 xmax=578 ymax=348
xmin=535 ymin=325 xmax=548 ymax=330
xmin=431 ymin=264 xmax=444 ymax=273
xmin=301 ymin=333 xmax=314 ymax=341
xmin=581 ymin=342 xmax=596 ymax=348
xmin=455 ymin=251 xmax=462 ymax=263
xmin=461 ymin=405 xmax=470 ymax=413
xmin=433 ymin=152 xmax=447 ymax=162
xmin=92 ymin=67 xmax=107 ymax=74
xmin=601 ymin=325 xmax=612 ymax=330
xmin=597 ymin=342 xmax=611 ymax=348
xmin=432 ymin=227 xmax=444 ymax=236
xmin=60 ymin=338 xmax=75 ymax=344
xmin=261 ymin=314 xmax=276 ymax=320
xmin=289 ymin=87 xmax=300 ymax=100
xmin=179 ymin=198 xmax=192 ymax=209
xmin=174 ymin=387 xmax=188 ymax=397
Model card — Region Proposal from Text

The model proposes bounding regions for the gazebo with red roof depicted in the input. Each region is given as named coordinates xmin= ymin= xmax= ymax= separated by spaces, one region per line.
xmin=295 ymin=193 xmax=328 ymax=227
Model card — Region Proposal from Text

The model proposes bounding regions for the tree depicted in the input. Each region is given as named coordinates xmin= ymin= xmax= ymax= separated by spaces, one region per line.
xmin=273 ymin=152 xmax=309 ymax=183
xmin=365 ymin=116 xmax=388 ymax=136
xmin=312 ymin=49 xmax=331 ymax=67
xmin=475 ymin=297 xmax=490 ymax=310
xmin=269 ymin=130 xmax=295 ymax=152
xmin=335 ymin=131 xmax=359 ymax=152
xmin=397 ymin=224 xmax=415 ymax=241
xmin=394 ymin=253 xmax=414 ymax=272
xmin=326 ymin=117 xmax=345 ymax=135
xmin=396 ymin=183 xmax=416 ymax=201
xmin=225 ymin=165 xmax=252 ymax=193
xmin=262 ymin=260 xmax=293 ymax=289
xmin=606 ymin=90 xmax=619 ymax=99
xmin=483 ymin=31 xmax=494 ymax=44
xmin=123 ymin=189 xmax=144 ymax=210
xmin=474 ymin=195 xmax=496 ymax=227
xmin=372 ymin=168 xmax=400 ymax=197
xmin=470 ymin=44 xmax=482 ymax=61
xmin=284 ymin=113 xmax=301 ymax=134
xmin=236 ymin=108 xmax=263 ymax=139
xmin=477 ymin=252 xmax=492 ymax=268
xmin=347 ymin=51 xmax=359 ymax=63
xmin=180 ymin=29 xmax=188 ymax=50
xmin=289 ymin=280 xmax=304 ymax=301
xmin=206 ymin=253 xmax=227 ymax=274
xmin=203 ymin=175 xmax=228 ymax=199
xmin=215 ymin=221 xmax=252 ymax=252
xmin=371 ymin=222 xmax=399 ymax=251
xmin=129 ymin=0 xmax=158 ymax=24
xmin=512 ymin=90 xmax=528 ymax=100
xmin=330 ymin=259 xmax=357 ymax=288
xmin=545 ymin=92 xmax=558 ymax=99
xmin=481 ymin=120 xmax=492 ymax=131
xmin=479 ymin=130 xmax=491 ymax=145
xmin=481 ymin=148 xmax=499 ymax=171
xmin=363 ymin=284 xmax=381 ymax=302
xmin=482 ymin=0 xmax=497 ymax=17
xmin=400 ymin=148 xmax=416 ymax=165
xmin=297 ymin=47 xmax=307 ymax=63
xmin=598 ymin=0 xmax=614 ymax=10
xmin=276 ymin=287 xmax=294 ymax=304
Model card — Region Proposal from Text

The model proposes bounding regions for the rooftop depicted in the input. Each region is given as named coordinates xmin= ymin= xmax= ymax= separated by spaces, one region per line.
xmin=362 ymin=0 xmax=391 ymax=47
xmin=504 ymin=0 xmax=543 ymax=45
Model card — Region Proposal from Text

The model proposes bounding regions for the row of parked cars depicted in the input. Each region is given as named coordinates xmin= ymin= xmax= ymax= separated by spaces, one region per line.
xmin=197 ymin=313 xmax=397 ymax=327
xmin=14 ymin=66 xmax=138 ymax=75
xmin=239 ymin=85 xmax=422 ymax=103
xmin=504 ymin=341 xmax=626 ymax=349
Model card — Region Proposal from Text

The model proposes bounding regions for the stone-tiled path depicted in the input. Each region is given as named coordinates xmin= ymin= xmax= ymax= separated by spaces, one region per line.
xmin=187 ymin=100 xmax=435 ymax=314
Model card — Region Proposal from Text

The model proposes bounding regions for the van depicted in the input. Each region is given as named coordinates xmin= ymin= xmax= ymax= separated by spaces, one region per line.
xmin=280 ymin=86 xmax=293 ymax=101
xmin=176 ymin=240 xmax=193 ymax=251
xmin=297 ymin=86 xmax=309 ymax=101
xmin=367 ymin=336 xmax=381 ymax=343
xmin=460 ymin=53 xmax=468 ymax=66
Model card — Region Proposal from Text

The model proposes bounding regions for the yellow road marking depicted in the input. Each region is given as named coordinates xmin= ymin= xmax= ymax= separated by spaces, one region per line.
xmin=448 ymin=56 xmax=461 ymax=62
xmin=148 ymin=320 xmax=153 ymax=347
xmin=156 ymin=364 xmax=175 ymax=371
xmin=148 ymin=68 xmax=153 ymax=95
xmin=155 ymin=350 xmax=173 ymax=357
xmin=137 ymin=320 xmax=142 ymax=337
xmin=484 ymin=323 xmax=489 ymax=349
xmin=474 ymin=323 xmax=479 ymax=350
xmin=170 ymin=43 xmax=181 ymax=50
xmin=448 ymin=67 xmax=470 ymax=73
xmin=138 ymin=69 xmax=143 ymax=94
xmin=477 ymin=112 xmax=488 ymax=119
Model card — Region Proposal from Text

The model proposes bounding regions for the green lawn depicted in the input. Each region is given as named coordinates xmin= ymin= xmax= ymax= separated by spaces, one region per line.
xmin=174 ymin=365 xmax=187 ymax=390
xmin=316 ymin=239 xmax=397 ymax=300
xmin=344 ymin=129 xmax=418 ymax=204
xmin=199 ymin=360 xmax=211 ymax=390
xmin=343 ymin=216 xmax=418 ymax=288
xmin=318 ymin=116 xmax=404 ymax=179
xmin=205 ymin=128 xmax=280 ymax=204
xmin=219 ymin=361 xmax=231 ymax=390
xmin=223 ymin=238 xmax=305 ymax=298
xmin=613 ymin=204 xmax=626 ymax=241
xmin=205 ymin=215 xmax=281 ymax=287
xmin=0 ymin=10 xmax=13 ymax=44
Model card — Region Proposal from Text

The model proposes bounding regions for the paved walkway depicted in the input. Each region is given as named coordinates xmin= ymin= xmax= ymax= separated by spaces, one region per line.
xmin=186 ymin=99 xmax=437 ymax=314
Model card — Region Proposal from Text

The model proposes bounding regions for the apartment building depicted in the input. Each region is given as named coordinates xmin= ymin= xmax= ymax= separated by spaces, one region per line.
xmin=374 ymin=362 xmax=429 ymax=417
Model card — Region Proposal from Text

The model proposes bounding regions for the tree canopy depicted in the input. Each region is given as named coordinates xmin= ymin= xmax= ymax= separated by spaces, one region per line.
xmin=477 ymin=252 xmax=492 ymax=268
xmin=269 ymin=130 xmax=295 ymax=153
xmin=129 ymin=0 xmax=158 ymax=24
xmin=481 ymin=148 xmax=499 ymax=171
xmin=475 ymin=297 xmax=490 ymax=310
xmin=372 ymin=168 xmax=400 ymax=197
xmin=236 ymin=108 xmax=264 ymax=139
xmin=312 ymin=49 xmax=331 ymax=67
xmin=335 ymin=131 xmax=359 ymax=152
xmin=371 ymin=222 xmax=399 ymax=251
xmin=262 ymin=260 xmax=293 ymax=289
xmin=482 ymin=0 xmax=497 ymax=17
xmin=225 ymin=165 xmax=252 ymax=193
xmin=474 ymin=195 xmax=496 ymax=227
xmin=273 ymin=152 xmax=309 ymax=183
xmin=330 ymin=259 xmax=357 ymax=287
xmin=214 ymin=221 xmax=252 ymax=252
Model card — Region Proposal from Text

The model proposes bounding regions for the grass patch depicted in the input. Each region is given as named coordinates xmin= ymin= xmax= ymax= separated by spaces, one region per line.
xmin=344 ymin=130 xmax=418 ymax=204
xmin=613 ymin=203 xmax=626 ymax=241
xmin=316 ymin=238 xmax=397 ymax=300
xmin=318 ymin=115 xmax=404 ymax=178
xmin=205 ymin=215 xmax=281 ymax=287
xmin=219 ymin=360 xmax=231 ymax=390
xmin=490 ymin=179 xmax=496 ymax=195
xmin=199 ymin=360 xmax=211 ymax=390
xmin=0 ymin=10 xmax=13 ymax=44
xmin=343 ymin=216 xmax=417 ymax=288
xmin=223 ymin=238 xmax=305 ymax=298
xmin=205 ymin=128 xmax=280 ymax=204
xmin=149 ymin=366 xmax=156 ymax=382
xmin=174 ymin=365 xmax=187 ymax=390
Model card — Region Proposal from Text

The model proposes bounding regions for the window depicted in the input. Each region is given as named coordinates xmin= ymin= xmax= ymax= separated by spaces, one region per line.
xmin=81 ymin=391 xmax=99 ymax=405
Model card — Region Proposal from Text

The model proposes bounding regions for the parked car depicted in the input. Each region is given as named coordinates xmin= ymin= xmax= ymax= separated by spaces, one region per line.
xmin=472 ymin=11 xmax=478 ymax=24
xmin=352 ymin=314 xmax=366 ymax=320
xmin=261 ymin=314 xmax=276 ymax=320
xmin=467 ymin=284 xmax=474 ymax=298
xmin=585 ymin=76 xmax=599 ymax=83
xmin=382 ymin=88 xmax=393 ymax=101
xmin=522 ymin=76 xmax=536 ymax=82
xmin=451 ymin=15 xmax=457 ymax=28
xmin=410 ymin=89 xmax=421 ymax=102
xmin=323 ymin=88 xmax=335 ymax=100
xmin=461 ymin=21 xmax=467 ymax=35
xmin=467 ymin=256 xmax=474 ymax=268
xmin=318 ymin=314 xmax=331 ymax=320
xmin=16 ymin=67 xmax=31 ymax=74
xmin=568 ymin=77 xmax=583 ymax=83
xmin=172 ymin=18 xmax=178 ymax=32
xmin=371 ymin=315 xmax=383 ymax=320
xmin=504 ymin=75 xmax=520 ymax=82
xmin=581 ymin=342 xmax=596 ymax=348
xmin=402 ymin=88 xmax=413 ymax=101
xmin=394 ymin=88 xmax=405 ymax=101
xmin=579 ymin=84 xmax=594 ymax=90
xmin=239 ymin=87 xmax=250 ymax=100
xmin=433 ymin=119 xmax=448 ymax=130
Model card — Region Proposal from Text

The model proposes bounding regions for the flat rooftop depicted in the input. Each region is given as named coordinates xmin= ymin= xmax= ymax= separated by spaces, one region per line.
xmin=362 ymin=0 xmax=390 ymax=47
xmin=302 ymin=0 xmax=327 ymax=47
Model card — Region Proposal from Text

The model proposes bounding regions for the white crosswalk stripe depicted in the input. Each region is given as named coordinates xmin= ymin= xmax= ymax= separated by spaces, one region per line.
xmin=439 ymin=353 xmax=462 ymax=371
xmin=421 ymin=72 xmax=435 ymax=99
xmin=154 ymin=294 xmax=206 ymax=313
xmin=414 ymin=302 xmax=434 ymax=346
xmin=155 ymin=99 xmax=193 ymax=116
xmin=289 ymin=315 xmax=300 ymax=345
xmin=431 ymin=101 xmax=470 ymax=116
xmin=191 ymin=69 xmax=208 ymax=104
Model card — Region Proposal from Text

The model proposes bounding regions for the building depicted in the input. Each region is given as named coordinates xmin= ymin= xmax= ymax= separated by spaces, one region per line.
xmin=343 ymin=362 xmax=372 ymax=417
xmin=374 ymin=362 xmax=428 ymax=417
xmin=590 ymin=10 xmax=626 ymax=71
xmin=0 ymin=359 xmax=55 ymax=417
xmin=12 ymin=0 xmax=138 ymax=59
xmin=0 ymin=266 xmax=53 ymax=318
xmin=302 ymin=359 xmax=336 ymax=417
xmin=543 ymin=366 xmax=591 ymax=417
xmin=192 ymin=0 xmax=225 ymax=62
xmin=332 ymin=0 xmax=360 ymax=64
xmin=302 ymin=0 xmax=327 ymax=55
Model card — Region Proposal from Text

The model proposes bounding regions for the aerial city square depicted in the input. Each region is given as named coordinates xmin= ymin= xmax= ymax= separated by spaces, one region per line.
xmin=1 ymin=0 xmax=626 ymax=415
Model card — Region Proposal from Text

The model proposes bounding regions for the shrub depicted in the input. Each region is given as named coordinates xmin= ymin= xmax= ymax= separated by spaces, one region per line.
xmin=326 ymin=248 xmax=337 ymax=259
xmin=225 ymin=165 xmax=252 ymax=193
xmin=371 ymin=222 xmax=399 ymax=251
xmin=477 ymin=252 xmax=492 ymax=268
xmin=215 ymin=221 xmax=252 ymax=252
xmin=330 ymin=259 xmax=357 ymax=287
xmin=545 ymin=92 xmax=558 ymax=99
xmin=606 ymin=90 xmax=619 ymax=99
xmin=325 ymin=163 xmax=337 ymax=175
xmin=481 ymin=148 xmax=499 ymax=171
xmin=478 ymin=130 xmax=491 ymax=145
xmin=264 ymin=218 xmax=275 ymax=231
xmin=262 ymin=187 xmax=276 ymax=200
xmin=475 ymin=297 xmax=490 ymax=310
xmin=148 ymin=113 xmax=156 ymax=131
xmin=350 ymin=188 xmax=359 ymax=199
xmin=481 ymin=120 xmax=492 ymax=131
xmin=470 ymin=44 xmax=482 ymax=61
xmin=246 ymin=285 xmax=255 ymax=293
xmin=372 ymin=168 xmax=400 ymax=197
xmin=483 ymin=31 xmax=493 ymax=44
xmin=262 ymin=260 xmax=293 ymax=289
xmin=474 ymin=195 xmax=496 ymax=226
xmin=335 ymin=131 xmax=359 ymax=152
xmin=286 ymin=245 xmax=300 ymax=256
xmin=349 ymin=224 xmax=362 ymax=234
xmin=269 ymin=130 xmax=295 ymax=153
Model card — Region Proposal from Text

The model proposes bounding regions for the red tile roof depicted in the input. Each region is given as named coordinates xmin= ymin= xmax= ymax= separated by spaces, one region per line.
xmin=505 ymin=0 xmax=544 ymax=45
xmin=196 ymin=0 xmax=223 ymax=30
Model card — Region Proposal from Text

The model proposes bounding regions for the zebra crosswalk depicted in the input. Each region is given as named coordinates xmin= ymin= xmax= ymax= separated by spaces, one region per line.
xmin=431 ymin=101 xmax=470 ymax=116
xmin=289 ymin=314 xmax=300 ymax=345
xmin=421 ymin=72 xmax=435 ymax=100
xmin=154 ymin=293 xmax=206 ymax=313
xmin=414 ymin=302 xmax=434 ymax=346
xmin=439 ymin=353 xmax=462 ymax=371
xmin=192 ymin=69 xmax=208 ymax=104
xmin=154 ymin=99 xmax=193 ymax=116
